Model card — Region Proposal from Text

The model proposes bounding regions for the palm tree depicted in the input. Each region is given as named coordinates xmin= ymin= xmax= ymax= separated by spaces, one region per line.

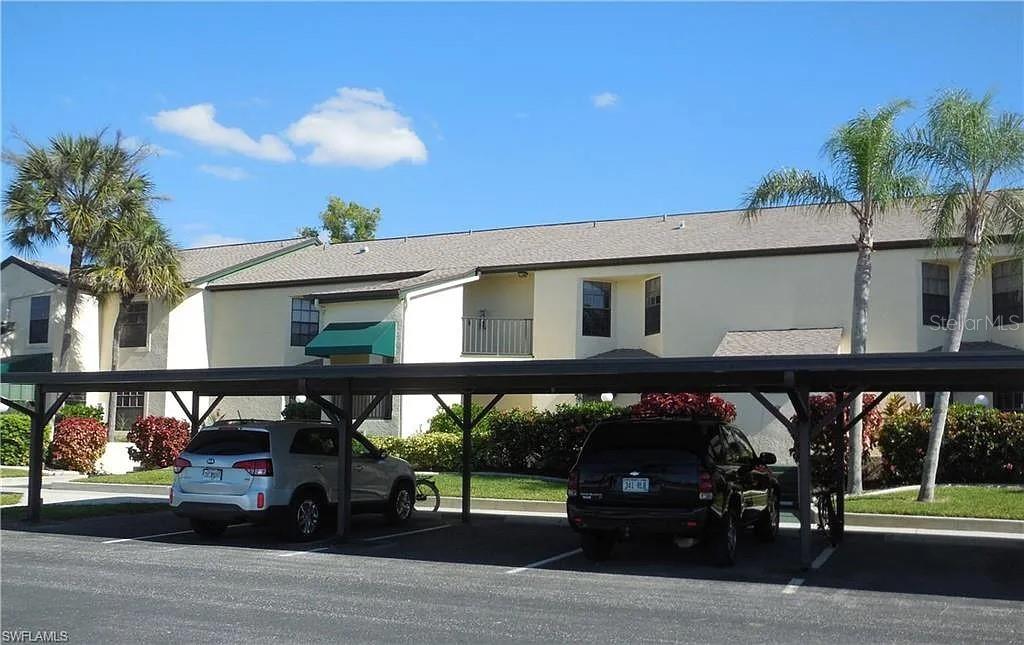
xmin=906 ymin=90 xmax=1024 ymax=502
xmin=3 ymin=132 xmax=157 ymax=371
xmin=743 ymin=101 xmax=923 ymax=495
xmin=85 ymin=213 xmax=185 ymax=435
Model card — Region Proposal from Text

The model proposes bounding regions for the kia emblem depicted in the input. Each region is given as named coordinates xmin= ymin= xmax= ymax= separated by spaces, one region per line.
xmin=629 ymin=471 xmax=639 ymax=476
xmin=207 ymin=458 xmax=215 ymax=465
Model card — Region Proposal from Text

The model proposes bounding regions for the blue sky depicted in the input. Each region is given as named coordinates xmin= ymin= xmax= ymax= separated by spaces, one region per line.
xmin=2 ymin=2 xmax=1022 ymax=265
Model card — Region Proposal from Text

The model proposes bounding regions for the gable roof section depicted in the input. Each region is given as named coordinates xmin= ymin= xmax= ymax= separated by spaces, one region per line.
xmin=1 ymin=256 xmax=70 ymax=287
xmin=302 ymin=267 xmax=478 ymax=302
xmin=714 ymin=327 xmax=844 ymax=357
xmin=179 ymin=237 xmax=316 ymax=283
xmin=206 ymin=202 xmax=934 ymax=290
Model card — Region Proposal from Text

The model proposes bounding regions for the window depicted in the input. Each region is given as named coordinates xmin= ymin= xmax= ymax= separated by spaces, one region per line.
xmin=725 ymin=427 xmax=757 ymax=464
xmin=353 ymin=393 xmax=393 ymax=420
xmin=114 ymin=391 xmax=144 ymax=431
xmin=582 ymin=281 xmax=611 ymax=337
xmin=29 ymin=295 xmax=49 ymax=344
xmin=119 ymin=301 xmax=148 ymax=347
xmin=644 ymin=277 xmax=661 ymax=336
xmin=290 ymin=427 xmax=338 ymax=456
xmin=187 ymin=429 xmax=270 ymax=456
xmin=992 ymin=259 xmax=1023 ymax=326
xmin=290 ymin=298 xmax=319 ymax=346
xmin=994 ymin=391 xmax=1024 ymax=412
xmin=922 ymin=263 xmax=950 ymax=326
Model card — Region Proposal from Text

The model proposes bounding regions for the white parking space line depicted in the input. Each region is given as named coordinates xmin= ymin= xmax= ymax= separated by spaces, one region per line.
xmin=103 ymin=529 xmax=193 ymax=544
xmin=277 ymin=546 xmax=332 ymax=558
xmin=505 ymin=548 xmax=583 ymax=575
xmin=361 ymin=524 xmax=452 ymax=542
xmin=102 ymin=523 xmax=250 ymax=544
xmin=811 ymin=546 xmax=835 ymax=570
xmin=782 ymin=577 xmax=804 ymax=594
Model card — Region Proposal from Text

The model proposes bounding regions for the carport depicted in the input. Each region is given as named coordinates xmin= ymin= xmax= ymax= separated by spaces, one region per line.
xmin=3 ymin=351 xmax=1020 ymax=568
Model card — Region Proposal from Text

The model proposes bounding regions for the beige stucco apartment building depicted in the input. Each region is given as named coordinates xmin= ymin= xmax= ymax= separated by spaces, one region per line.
xmin=3 ymin=204 xmax=1022 ymax=461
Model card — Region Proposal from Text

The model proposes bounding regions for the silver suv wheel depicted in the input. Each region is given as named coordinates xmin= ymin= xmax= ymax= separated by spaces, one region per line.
xmin=394 ymin=488 xmax=412 ymax=520
xmin=297 ymin=499 xmax=320 ymax=536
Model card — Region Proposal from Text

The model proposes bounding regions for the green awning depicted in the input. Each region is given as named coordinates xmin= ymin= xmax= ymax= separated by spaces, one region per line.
xmin=1 ymin=353 xmax=53 ymax=375
xmin=1 ymin=353 xmax=51 ymax=403
xmin=304 ymin=321 xmax=396 ymax=359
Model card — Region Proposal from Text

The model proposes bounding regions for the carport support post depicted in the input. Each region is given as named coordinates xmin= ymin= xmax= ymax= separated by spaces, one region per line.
xmin=461 ymin=392 xmax=472 ymax=524
xmin=26 ymin=386 xmax=46 ymax=522
xmin=793 ymin=390 xmax=813 ymax=570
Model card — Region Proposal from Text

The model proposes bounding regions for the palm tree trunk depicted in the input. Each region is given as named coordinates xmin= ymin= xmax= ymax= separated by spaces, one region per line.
xmin=847 ymin=220 xmax=873 ymax=495
xmin=918 ymin=223 xmax=981 ymax=502
xmin=105 ymin=296 xmax=129 ymax=440
xmin=57 ymin=245 xmax=85 ymax=371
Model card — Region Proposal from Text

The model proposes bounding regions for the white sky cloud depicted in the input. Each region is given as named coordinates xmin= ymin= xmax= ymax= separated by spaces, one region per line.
xmin=151 ymin=104 xmax=294 ymax=162
xmin=188 ymin=233 xmax=249 ymax=248
xmin=119 ymin=135 xmax=176 ymax=157
xmin=198 ymin=164 xmax=249 ymax=181
xmin=592 ymin=92 xmax=619 ymax=109
xmin=286 ymin=87 xmax=427 ymax=168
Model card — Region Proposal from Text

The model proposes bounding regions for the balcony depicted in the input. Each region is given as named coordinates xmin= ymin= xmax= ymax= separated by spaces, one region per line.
xmin=462 ymin=317 xmax=533 ymax=356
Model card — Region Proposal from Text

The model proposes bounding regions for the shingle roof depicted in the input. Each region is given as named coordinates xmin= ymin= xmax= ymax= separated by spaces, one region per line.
xmin=588 ymin=348 xmax=659 ymax=360
xmin=1 ymin=256 xmax=70 ymax=286
xmin=714 ymin=327 xmax=844 ymax=357
xmin=206 ymin=203 xmax=934 ymax=289
xmin=178 ymin=237 xmax=314 ymax=282
xmin=305 ymin=267 xmax=478 ymax=302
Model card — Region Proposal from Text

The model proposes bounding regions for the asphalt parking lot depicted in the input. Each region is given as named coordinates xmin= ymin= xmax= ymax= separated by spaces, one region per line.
xmin=2 ymin=509 xmax=1022 ymax=644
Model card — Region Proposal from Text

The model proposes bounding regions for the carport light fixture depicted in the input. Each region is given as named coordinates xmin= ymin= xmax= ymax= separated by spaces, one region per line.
xmin=600 ymin=393 xmax=614 ymax=402
xmin=295 ymin=394 xmax=307 ymax=403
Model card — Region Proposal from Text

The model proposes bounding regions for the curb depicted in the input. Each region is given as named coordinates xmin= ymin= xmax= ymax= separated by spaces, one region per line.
xmin=48 ymin=482 xmax=1024 ymax=535
xmin=50 ymin=481 xmax=170 ymax=495
xmin=844 ymin=512 xmax=1024 ymax=535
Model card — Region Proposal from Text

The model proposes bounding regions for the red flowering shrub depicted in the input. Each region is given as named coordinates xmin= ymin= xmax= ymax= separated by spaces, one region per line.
xmin=49 ymin=418 xmax=108 ymax=473
xmin=128 ymin=416 xmax=191 ymax=469
xmin=630 ymin=392 xmax=737 ymax=423
xmin=790 ymin=393 xmax=883 ymax=487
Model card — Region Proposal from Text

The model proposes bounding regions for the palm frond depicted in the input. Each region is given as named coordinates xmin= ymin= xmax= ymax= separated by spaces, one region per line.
xmin=742 ymin=168 xmax=847 ymax=222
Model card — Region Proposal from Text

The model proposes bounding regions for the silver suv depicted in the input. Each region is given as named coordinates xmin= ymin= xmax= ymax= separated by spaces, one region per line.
xmin=170 ymin=420 xmax=416 ymax=540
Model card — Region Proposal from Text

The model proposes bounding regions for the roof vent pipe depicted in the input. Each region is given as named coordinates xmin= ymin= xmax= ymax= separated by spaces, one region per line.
xmin=356 ymin=245 xmax=369 ymax=254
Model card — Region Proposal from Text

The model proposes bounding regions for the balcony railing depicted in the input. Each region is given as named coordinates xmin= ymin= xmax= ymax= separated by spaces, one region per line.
xmin=462 ymin=317 xmax=533 ymax=356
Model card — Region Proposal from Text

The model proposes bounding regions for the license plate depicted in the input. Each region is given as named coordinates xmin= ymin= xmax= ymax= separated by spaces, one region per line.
xmin=622 ymin=477 xmax=649 ymax=493
xmin=202 ymin=468 xmax=222 ymax=481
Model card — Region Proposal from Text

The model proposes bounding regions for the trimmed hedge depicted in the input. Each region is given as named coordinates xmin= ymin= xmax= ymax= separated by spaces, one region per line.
xmin=58 ymin=402 xmax=104 ymax=422
xmin=282 ymin=400 xmax=322 ymax=421
xmin=128 ymin=416 xmax=191 ymax=469
xmin=49 ymin=418 xmax=108 ymax=473
xmin=879 ymin=403 xmax=1024 ymax=484
xmin=0 ymin=412 xmax=51 ymax=466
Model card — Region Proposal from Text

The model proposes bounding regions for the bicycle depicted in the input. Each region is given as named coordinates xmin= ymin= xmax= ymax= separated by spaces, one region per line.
xmin=813 ymin=486 xmax=840 ymax=547
xmin=414 ymin=476 xmax=440 ymax=512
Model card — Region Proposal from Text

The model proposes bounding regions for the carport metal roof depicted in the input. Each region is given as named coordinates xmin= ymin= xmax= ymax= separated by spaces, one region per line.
xmin=4 ymin=350 xmax=1021 ymax=571
xmin=4 ymin=351 xmax=1021 ymax=395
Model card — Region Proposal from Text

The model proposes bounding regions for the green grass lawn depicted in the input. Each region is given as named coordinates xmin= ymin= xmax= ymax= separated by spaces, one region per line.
xmin=846 ymin=485 xmax=1024 ymax=521
xmin=427 ymin=472 xmax=565 ymax=501
xmin=80 ymin=468 xmax=173 ymax=485
xmin=79 ymin=467 xmax=567 ymax=501
xmin=0 ymin=502 xmax=167 ymax=522
xmin=0 ymin=492 xmax=23 ymax=506
xmin=0 ymin=467 xmax=30 ymax=478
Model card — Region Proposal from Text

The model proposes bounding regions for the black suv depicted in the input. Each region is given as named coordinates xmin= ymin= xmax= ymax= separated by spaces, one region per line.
xmin=566 ymin=417 xmax=780 ymax=565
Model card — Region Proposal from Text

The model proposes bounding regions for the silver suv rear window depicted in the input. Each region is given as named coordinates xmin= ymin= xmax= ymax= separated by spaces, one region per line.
xmin=186 ymin=429 xmax=270 ymax=456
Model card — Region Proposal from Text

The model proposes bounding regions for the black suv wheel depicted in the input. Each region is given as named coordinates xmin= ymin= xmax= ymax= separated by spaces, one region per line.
xmin=711 ymin=509 xmax=737 ymax=566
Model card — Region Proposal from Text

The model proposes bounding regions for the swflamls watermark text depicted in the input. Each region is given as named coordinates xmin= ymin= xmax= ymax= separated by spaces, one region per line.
xmin=1 ymin=631 xmax=70 ymax=643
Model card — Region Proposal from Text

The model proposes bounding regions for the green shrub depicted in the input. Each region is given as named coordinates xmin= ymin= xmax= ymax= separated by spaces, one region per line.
xmin=427 ymin=403 xmax=491 ymax=435
xmin=58 ymin=402 xmax=104 ymax=422
xmin=0 ymin=413 xmax=52 ymax=466
xmin=282 ymin=400 xmax=322 ymax=421
xmin=404 ymin=433 xmax=463 ymax=471
xmin=878 ymin=403 xmax=1024 ymax=484
xmin=367 ymin=435 xmax=408 ymax=460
